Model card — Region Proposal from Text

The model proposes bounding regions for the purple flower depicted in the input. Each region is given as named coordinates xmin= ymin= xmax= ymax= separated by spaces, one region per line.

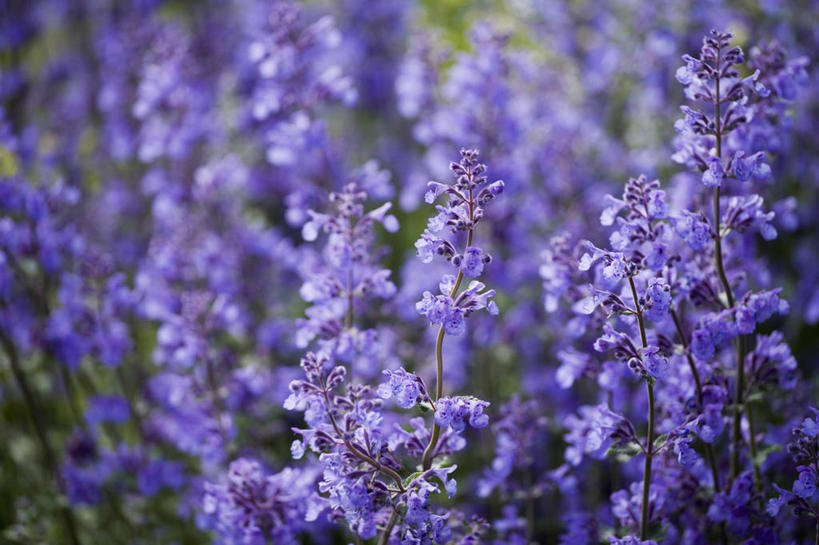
xmin=643 ymin=278 xmax=671 ymax=322
xmin=378 ymin=368 xmax=427 ymax=409
xmin=732 ymin=151 xmax=771 ymax=182
xmin=458 ymin=246 xmax=490 ymax=277
xmin=792 ymin=467 xmax=817 ymax=499
xmin=702 ymin=157 xmax=724 ymax=188
xmin=641 ymin=346 xmax=669 ymax=380
xmin=676 ymin=210 xmax=711 ymax=251
xmin=434 ymin=396 xmax=490 ymax=431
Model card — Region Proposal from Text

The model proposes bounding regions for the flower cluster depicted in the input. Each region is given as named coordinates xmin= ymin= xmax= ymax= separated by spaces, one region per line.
xmin=296 ymin=177 xmax=398 ymax=372
xmin=555 ymin=28 xmax=812 ymax=545
xmin=415 ymin=149 xmax=502 ymax=333
xmin=202 ymin=458 xmax=316 ymax=545
xmin=768 ymin=409 xmax=819 ymax=521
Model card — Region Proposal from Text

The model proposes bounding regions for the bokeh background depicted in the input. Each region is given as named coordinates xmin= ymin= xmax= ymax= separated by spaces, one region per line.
xmin=1 ymin=0 xmax=817 ymax=543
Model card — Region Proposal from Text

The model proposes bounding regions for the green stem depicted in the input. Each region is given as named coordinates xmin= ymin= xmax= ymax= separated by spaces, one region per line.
xmin=377 ymin=509 xmax=400 ymax=545
xmin=421 ymin=180 xmax=474 ymax=471
xmin=345 ymin=215 xmax=355 ymax=332
xmin=421 ymin=323 xmax=447 ymax=470
xmin=745 ymin=397 xmax=763 ymax=494
xmin=670 ymin=309 xmax=722 ymax=493
xmin=640 ymin=382 xmax=655 ymax=541
xmin=711 ymin=58 xmax=761 ymax=487
xmin=670 ymin=310 xmax=728 ymax=545
xmin=628 ymin=276 xmax=654 ymax=541
xmin=58 ymin=361 xmax=84 ymax=427
xmin=115 ymin=365 xmax=147 ymax=442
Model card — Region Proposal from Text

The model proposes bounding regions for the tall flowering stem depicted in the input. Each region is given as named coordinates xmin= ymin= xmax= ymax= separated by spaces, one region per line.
xmin=421 ymin=185 xmax=474 ymax=471
xmin=576 ymin=174 xmax=687 ymax=541
xmin=415 ymin=148 xmax=501 ymax=471
xmin=627 ymin=276 xmax=654 ymax=541
xmin=676 ymin=30 xmax=770 ymax=487
xmin=707 ymin=35 xmax=748 ymax=483
xmin=281 ymin=161 xmax=497 ymax=542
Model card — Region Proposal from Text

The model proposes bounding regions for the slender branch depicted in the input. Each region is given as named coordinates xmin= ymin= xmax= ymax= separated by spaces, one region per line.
xmin=115 ymin=364 xmax=147 ymax=442
xmin=421 ymin=180 xmax=474 ymax=471
xmin=320 ymin=380 xmax=405 ymax=492
xmin=670 ymin=308 xmax=722 ymax=493
xmin=709 ymin=49 xmax=761 ymax=487
xmin=628 ymin=276 xmax=654 ymax=541
xmin=345 ymin=214 xmax=355 ymax=331
xmin=58 ymin=361 xmax=84 ymax=427
xmin=421 ymin=324 xmax=447 ymax=470
xmin=377 ymin=509 xmax=400 ymax=545
xmin=640 ymin=382 xmax=655 ymax=541
xmin=745 ymin=398 xmax=763 ymax=494
xmin=629 ymin=277 xmax=648 ymax=349
xmin=204 ymin=352 xmax=229 ymax=448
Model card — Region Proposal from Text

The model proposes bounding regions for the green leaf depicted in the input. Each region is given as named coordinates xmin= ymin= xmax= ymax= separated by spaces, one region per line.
xmin=402 ymin=471 xmax=423 ymax=489
xmin=647 ymin=522 xmax=669 ymax=541
xmin=753 ymin=444 xmax=781 ymax=467
xmin=653 ymin=434 xmax=668 ymax=451
xmin=606 ymin=441 xmax=642 ymax=461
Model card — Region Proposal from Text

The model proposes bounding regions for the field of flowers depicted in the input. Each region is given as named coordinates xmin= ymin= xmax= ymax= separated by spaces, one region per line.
xmin=1 ymin=1 xmax=818 ymax=544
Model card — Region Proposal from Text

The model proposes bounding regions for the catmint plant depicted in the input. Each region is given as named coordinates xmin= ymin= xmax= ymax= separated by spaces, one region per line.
xmin=574 ymin=174 xmax=675 ymax=541
xmin=1 ymin=2 xmax=818 ymax=543
xmin=673 ymin=29 xmax=791 ymax=493
xmin=557 ymin=28 xmax=810 ymax=544
xmin=768 ymin=409 xmax=819 ymax=542
xmin=280 ymin=149 xmax=500 ymax=543
xmin=414 ymin=148 xmax=501 ymax=469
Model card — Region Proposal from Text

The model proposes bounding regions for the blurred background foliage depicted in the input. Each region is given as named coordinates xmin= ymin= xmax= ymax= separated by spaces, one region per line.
xmin=0 ymin=0 xmax=817 ymax=543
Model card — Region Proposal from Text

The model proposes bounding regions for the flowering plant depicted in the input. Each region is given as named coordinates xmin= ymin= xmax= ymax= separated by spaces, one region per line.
xmin=0 ymin=2 xmax=816 ymax=545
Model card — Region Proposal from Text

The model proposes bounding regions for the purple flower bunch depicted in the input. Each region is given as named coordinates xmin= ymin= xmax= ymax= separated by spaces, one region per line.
xmin=274 ymin=149 xmax=499 ymax=542
xmin=556 ymin=29 xmax=812 ymax=544
xmin=768 ymin=409 xmax=819 ymax=521
xmin=415 ymin=149 xmax=502 ymax=335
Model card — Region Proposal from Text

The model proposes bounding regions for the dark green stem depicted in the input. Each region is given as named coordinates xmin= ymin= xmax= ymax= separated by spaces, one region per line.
xmin=745 ymin=397 xmax=763 ymax=494
xmin=58 ymin=361 xmax=84 ymax=427
xmin=711 ymin=59 xmax=761 ymax=487
xmin=670 ymin=310 xmax=728 ymax=545
xmin=115 ymin=365 xmax=147 ymax=442
xmin=421 ymin=323 xmax=447 ymax=470
xmin=377 ymin=509 xmax=400 ymax=545
xmin=345 ymin=215 xmax=355 ymax=331
xmin=628 ymin=276 xmax=654 ymax=541
xmin=670 ymin=309 xmax=722 ymax=493
xmin=640 ymin=382 xmax=655 ymax=541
